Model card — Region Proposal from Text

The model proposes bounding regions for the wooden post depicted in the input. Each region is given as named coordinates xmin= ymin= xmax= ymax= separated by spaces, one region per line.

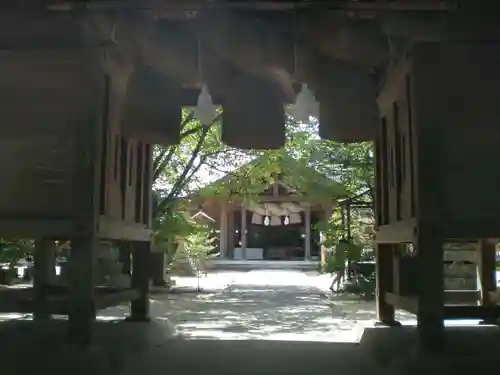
xmin=68 ymin=236 xmax=96 ymax=345
xmin=219 ymin=205 xmax=228 ymax=259
xmin=33 ymin=238 xmax=56 ymax=320
xmin=375 ymin=243 xmax=398 ymax=325
xmin=304 ymin=206 xmax=311 ymax=260
xmin=416 ymin=223 xmax=444 ymax=353
xmin=393 ymin=245 xmax=401 ymax=297
xmin=478 ymin=239 xmax=497 ymax=323
xmin=67 ymin=43 xmax=104 ymax=345
xmin=226 ymin=208 xmax=235 ymax=259
xmin=241 ymin=207 xmax=247 ymax=260
xmin=150 ymin=251 xmax=167 ymax=286
xmin=346 ymin=204 xmax=352 ymax=275
xmin=128 ymin=241 xmax=151 ymax=322
xmin=119 ymin=245 xmax=131 ymax=275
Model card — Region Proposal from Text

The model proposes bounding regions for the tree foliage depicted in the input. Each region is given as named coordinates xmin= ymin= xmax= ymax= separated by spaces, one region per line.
xmin=0 ymin=239 xmax=33 ymax=266
xmin=152 ymin=110 xmax=375 ymax=272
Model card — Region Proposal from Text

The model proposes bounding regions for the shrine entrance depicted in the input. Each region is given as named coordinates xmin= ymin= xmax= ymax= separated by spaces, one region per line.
xmin=254 ymin=222 xmax=310 ymax=261
xmin=1 ymin=1 xmax=500 ymax=366
xmin=187 ymin=160 xmax=341 ymax=263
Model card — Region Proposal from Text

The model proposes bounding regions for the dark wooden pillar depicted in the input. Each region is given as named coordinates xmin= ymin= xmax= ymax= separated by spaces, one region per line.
xmin=375 ymin=243 xmax=398 ymax=325
xmin=68 ymin=237 xmax=96 ymax=346
xmin=151 ymin=251 xmax=167 ymax=287
xmin=128 ymin=241 xmax=151 ymax=322
xmin=478 ymin=239 xmax=497 ymax=323
xmin=33 ymin=238 xmax=56 ymax=320
xmin=119 ymin=245 xmax=131 ymax=275
xmin=416 ymin=223 xmax=444 ymax=353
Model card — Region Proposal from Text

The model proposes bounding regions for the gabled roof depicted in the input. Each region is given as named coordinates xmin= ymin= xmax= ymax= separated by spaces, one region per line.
xmin=191 ymin=210 xmax=216 ymax=223
xmin=189 ymin=154 xmax=348 ymax=204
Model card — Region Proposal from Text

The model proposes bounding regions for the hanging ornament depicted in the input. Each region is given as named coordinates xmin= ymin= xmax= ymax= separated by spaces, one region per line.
xmin=222 ymin=71 xmax=285 ymax=149
xmin=284 ymin=216 xmax=290 ymax=225
xmin=288 ymin=83 xmax=319 ymax=123
xmin=251 ymin=213 xmax=263 ymax=224
xmin=193 ymin=37 xmax=218 ymax=126
xmin=122 ymin=61 xmax=181 ymax=145
xmin=270 ymin=216 xmax=281 ymax=226
xmin=194 ymin=84 xmax=218 ymax=125
xmin=264 ymin=216 xmax=270 ymax=226
xmin=313 ymin=60 xmax=379 ymax=142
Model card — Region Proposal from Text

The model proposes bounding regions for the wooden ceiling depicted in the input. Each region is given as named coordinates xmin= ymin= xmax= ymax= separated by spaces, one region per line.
xmin=36 ymin=1 xmax=493 ymax=86
xmin=2 ymin=1 xmax=499 ymax=148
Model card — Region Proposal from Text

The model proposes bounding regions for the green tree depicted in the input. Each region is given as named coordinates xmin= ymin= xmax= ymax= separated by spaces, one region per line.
xmin=181 ymin=228 xmax=216 ymax=291
xmin=151 ymin=109 xmax=251 ymax=283
xmin=151 ymin=111 xmax=374 ymax=282
xmin=0 ymin=239 xmax=33 ymax=267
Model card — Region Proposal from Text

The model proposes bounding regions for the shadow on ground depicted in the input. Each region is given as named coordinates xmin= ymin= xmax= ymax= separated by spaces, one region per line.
xmin=0 ymin=318 xmax=386 ymax=375
xmin=167 ymin=285 xmax=336 ymax=340
xmin=102 ymin=282 xmax=416 ymax=342
xmin=328 ymin=296 xmax=416 ymax=324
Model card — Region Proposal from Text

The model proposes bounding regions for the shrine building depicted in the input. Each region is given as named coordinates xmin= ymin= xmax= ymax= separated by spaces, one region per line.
xmin=1 ymin=0 xmax=500 ymax=357
xmin=185 ymin=156 xmax=347 ymax=263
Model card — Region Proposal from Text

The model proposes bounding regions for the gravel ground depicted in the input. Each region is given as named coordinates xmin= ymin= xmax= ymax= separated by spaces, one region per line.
xmin=2 ymin=269 xmax=495 ymax=375
xmin=100 ymin=269 xmax=416 ymax=342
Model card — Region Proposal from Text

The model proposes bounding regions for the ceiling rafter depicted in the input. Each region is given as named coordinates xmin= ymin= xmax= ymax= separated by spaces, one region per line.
xmin=47 ymin=1 xmax=456 ymax=13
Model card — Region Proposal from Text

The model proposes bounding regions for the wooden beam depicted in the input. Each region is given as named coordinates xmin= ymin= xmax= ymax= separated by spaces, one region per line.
xmin=478 ymin=239 xmax=498 ymax=323
xmin=444 ymin=290 xmax=480 ymax=305
xmin=33 ymin=238 xmax=56 ymax=320
xmin=489 ymin=292 xmax=500 ymax=305
xmin=385 ymin=292 xmax=418 ymax=315
xmin=444 ymin=306 xmax=500 ymax=320
xmin=97 ymin=216 xmax=151 ymax=241
xmin=68 ymin=236 xmax=96 ymax=345
xmin=0 ymin=286 xmax=141 ymax=314
xmin=94 ymin=288 xmax=140 ymax=311
xmin=47 ymin=1 xmax=456 ymax=12
xmin=128 ymin=241 xmax=151 ymax=322
xmin=241 ymin=207 xmax=247 ymax=260
xmin=0 ymin=219 xmax=75 ymax=238
xmin=66 ymin=46 xmax=103 ymax=345
xmin=415 ymin=223 xmax=445 ymax=353
xmin=219 ymin=205 xmax=228 ymax=259
xmin=304 ymin=206 xmax=311 ymax=261
xmin=254 ymin=195 xmax=317 ymax=203
xmin=443 ymin=219 xmax=500 ymax=239
xmin=375 ymin=219 xmax=416 ymax=243
xmin=376 ymin=245 xmax=397 ymax=324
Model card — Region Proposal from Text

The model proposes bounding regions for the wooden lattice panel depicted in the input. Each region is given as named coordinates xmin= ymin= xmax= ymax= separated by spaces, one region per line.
xmin=100 ymin=74 xmax=152 ymax=227
xmin=377 ymin=43 xmax=500 ymax=238
xmin=409 ymin=44 xmax=500 ymax=226
xmin=0 ymin=50 xmax=91 ymax=219
xmin=377 ymin=60 xmax=415 ymax=225
xmin=0 ymin=136 xmax=76 ymax=218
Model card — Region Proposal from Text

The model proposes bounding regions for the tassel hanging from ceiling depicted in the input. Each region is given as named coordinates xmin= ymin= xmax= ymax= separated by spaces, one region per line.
xmin=251 ymin=213 xmax=263 ymax=225
xmin=270 ymin=216 xmax=282 ymax=226
xmin=121 ymin=60 xmax=182 ymax=145
xmin=310 ymin=60 xmax=379 ymax=143
xmin=289 ymin=212 xmax=302 ymax=224
xmin=288 ymin=82 xmax=319 ymax=123
xmin=221 ymin=70 xmax=286 ymax=150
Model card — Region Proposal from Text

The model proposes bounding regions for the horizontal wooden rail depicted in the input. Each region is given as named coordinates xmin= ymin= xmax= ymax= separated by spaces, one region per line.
xmin=0 ymin=286 xmax=140 ymax=314
xmin=444 ymin=290 xmax=480 ymax=304
xmin=375 ymin=219 xmax=416 ymax=244
xmin=385 ymin=292 xmax=418 ymax=314
xmin=386 ymin=291 xmax=484 ymax=316
xmin=488 ymin=291 xmax=500 ymax=304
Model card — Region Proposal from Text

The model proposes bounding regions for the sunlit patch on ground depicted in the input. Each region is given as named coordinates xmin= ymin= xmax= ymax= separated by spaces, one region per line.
xmin=99 ymin=269 xmax=413 ymax=342
xmin=1 ymin=270 xmax=488 ymax=343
